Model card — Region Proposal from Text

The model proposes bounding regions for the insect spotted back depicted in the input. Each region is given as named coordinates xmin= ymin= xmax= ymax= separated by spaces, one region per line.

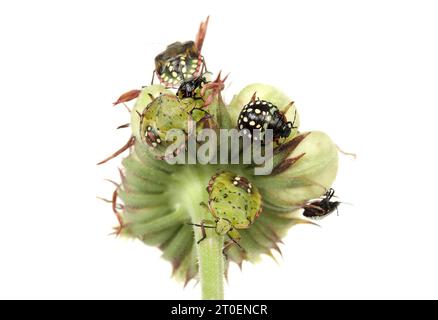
xmin=207 ymin=172 xmax=262 ymax=229
xmin=190 ymin=171 xmax=262 ymax=257
xmin=153 ymin=17 xmax=209 ymax=88
xmin=138 ymin=93 xmax=194 ymax=159
xmin=237 ymin=95 xmax=297 ymax=143
xmin=154 ymin=41 xmax=204 ymax=87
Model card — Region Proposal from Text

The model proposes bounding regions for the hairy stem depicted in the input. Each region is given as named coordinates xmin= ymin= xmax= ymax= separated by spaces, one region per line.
xmin=183 ymin=166 xmax=224 ymax=300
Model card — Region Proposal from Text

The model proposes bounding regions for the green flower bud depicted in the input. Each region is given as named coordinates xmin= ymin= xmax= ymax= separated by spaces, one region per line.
xmin=257 ymin=131 xmax=339 ymax=208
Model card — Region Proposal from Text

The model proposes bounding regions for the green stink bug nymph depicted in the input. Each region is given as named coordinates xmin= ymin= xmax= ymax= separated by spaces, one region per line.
xmin=139 ymin=93 xmax=194 ymax=160
xmin=190 ymin=171 xmax=262 ymax=256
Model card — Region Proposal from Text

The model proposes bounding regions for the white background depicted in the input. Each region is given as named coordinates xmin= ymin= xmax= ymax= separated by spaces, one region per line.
xmin=1 ymin=0 xmax=437 ymax=299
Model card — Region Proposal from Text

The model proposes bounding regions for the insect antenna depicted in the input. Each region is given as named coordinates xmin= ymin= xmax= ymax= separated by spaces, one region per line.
xmin=187 ymin=223 xmax=215 ymax=228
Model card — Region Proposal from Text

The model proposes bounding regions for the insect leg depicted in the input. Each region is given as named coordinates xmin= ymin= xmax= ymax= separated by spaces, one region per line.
xmin=187 ymin=219 xmax=215 ymax=244
xmin=202 ymin=59 xmax=208 ymax=73
xmin=286 ymin=109 xmax=298 ymax=129
xmin=327 ymin=188 xmax=335 ymax=200
xmin=222 ymin=229 xmax=243 ymax=259
xmin=198 ymin=220 xmax=208 ymax=244
xmin=199 ymin=201 xmax=209 ymax=209
xmin=222 ymin=238 xmax=242 ymax=260
xmin=150 ymin=70 xmax=155 ymax=85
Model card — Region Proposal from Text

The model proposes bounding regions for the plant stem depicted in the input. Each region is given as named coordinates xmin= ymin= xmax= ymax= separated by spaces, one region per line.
xmin=184 ymin=167 xmax=224 ymax=300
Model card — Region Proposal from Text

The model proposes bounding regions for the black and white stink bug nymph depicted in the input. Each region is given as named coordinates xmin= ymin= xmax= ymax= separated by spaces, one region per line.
xmin=302 ymin=188 xmax=341 ymax=220
xmin=237 ymin=97 xmax=297 ymax=142
xmin=176 ymin=75 xmax=207 ymax=100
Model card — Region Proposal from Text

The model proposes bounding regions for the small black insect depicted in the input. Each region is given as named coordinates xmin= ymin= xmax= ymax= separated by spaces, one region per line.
xmin=176 ymin=75 xmax=207 ymax=100
xmin=302 ymin=188 xmax=340 ymax=220
xmin=237 ymin=96 xmax=297 ymax=142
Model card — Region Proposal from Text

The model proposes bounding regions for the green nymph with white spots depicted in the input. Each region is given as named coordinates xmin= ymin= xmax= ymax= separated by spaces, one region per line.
xmin=191 ymin=171 xmax=262 ymax=255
